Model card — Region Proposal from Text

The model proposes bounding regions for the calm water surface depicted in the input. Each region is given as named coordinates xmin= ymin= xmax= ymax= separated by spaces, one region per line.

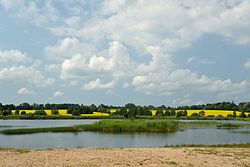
xmin=0 ymin=120 xmax=249 ymax=149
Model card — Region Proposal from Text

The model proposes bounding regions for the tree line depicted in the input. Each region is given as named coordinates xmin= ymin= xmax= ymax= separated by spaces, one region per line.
xmin=0 ymin=101 xmax=250 ymax=117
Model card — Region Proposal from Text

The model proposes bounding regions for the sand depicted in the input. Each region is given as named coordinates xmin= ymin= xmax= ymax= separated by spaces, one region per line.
xmin=0 ymin=147 xmax=249 ymax=167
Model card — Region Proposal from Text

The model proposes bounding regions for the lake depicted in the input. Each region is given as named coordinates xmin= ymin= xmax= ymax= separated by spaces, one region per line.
xmin=0 ymin=120 xmax=249 ymax=149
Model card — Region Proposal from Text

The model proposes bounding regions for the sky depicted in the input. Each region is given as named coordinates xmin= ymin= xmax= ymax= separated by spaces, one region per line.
xmin=0 ymin=0 xmax=250 ymax=106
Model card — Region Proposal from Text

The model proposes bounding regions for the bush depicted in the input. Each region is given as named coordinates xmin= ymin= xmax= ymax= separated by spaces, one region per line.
xmin=51 ymin=109 xmax=59 ymax=115
xmin=170 ymin=110 xmax=176 ymax=116
xmin=21 ymin=111 xmax=26 ymax=115
xmin=176 ymin=110 xmax=187 ymax=117
xmin=199 ymin=111 xmax=205 ymax=117
xmin=227 ymin=114 xmax=234 ymax=118
xmin=72 ymin=110 xmax=80 ymax=116
xmin=2 ymin=110 xmax=11 ymax=116
xmin=34 ymin=110 xmax=47 ymax=115
xmin=15 ymin=110 xmax=20 ymax=115
xmin=190 ymin=113 xmax=199 ymax=117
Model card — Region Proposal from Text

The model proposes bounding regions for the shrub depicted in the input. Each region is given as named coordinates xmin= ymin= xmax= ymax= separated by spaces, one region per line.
xmin=177 ymin=110 xmax=188 ymax=117
xmin=15 ymin=110 xmax=20 ymax=115
xmin=170 ymin=110 xmax=176 ymax=116
xmin=21 ymin=111 xmax=26 ymax=115
xmin=190 ymin=113 xmax=199 ymax=117
xmin=72 ymin=110 xmax=80 ymax=116
xmin=2 ymin=110 xmax=11 ymax=116
xmin=51 ymin=109 xmax=59 ymax=115
xmin=199 ymin=111 xmax=205 ymax=117
xmin=227 ymin=114 xmax=234 ymax=118
xmin=34 ymin=110 xmax=47 ymax=115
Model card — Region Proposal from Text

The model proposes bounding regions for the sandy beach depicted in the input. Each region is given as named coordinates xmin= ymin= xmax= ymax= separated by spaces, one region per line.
xmin=0 ymin=147 xmax=249 ymax=167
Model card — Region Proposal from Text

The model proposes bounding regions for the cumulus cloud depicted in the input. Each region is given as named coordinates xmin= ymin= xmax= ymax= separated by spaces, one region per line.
xmin=131 ymin=46 xmax=248 ymax=96
xmin=53 ymin=91 xmax=64 ymax=98
xmin=2 ymin=0 xmax=250 ymax=104
xmin=17 ymin=87 xmax=34 ymax=95
xmin=82 ymin=78 xmax=116 ymax=90
xmin=0 ymin=49 xmax=30 ymax=65
xmin=45 ymin=37 xmax=94 ymax=61
xmin=0 ymin=66 xmax=55 ymax=87
xmin=245 ymin=58 xmax=250 ymax=69
xmin=60 ymin=41 xmax=134 ymax=80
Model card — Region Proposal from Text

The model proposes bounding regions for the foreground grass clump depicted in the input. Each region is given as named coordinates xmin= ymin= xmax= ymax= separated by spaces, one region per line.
xmin=1 ymin=120 xmax=179 ymax=135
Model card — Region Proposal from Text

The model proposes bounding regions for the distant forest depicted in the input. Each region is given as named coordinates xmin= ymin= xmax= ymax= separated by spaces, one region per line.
xmin=0 ymin=101 xmax=250 ymax=112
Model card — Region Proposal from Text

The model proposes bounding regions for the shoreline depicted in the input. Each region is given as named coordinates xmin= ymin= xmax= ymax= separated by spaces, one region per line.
xmin=0 ymin=147 xmax=249 ymax=167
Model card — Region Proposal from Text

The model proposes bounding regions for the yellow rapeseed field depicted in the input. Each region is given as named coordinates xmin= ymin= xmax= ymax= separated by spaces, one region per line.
xmin=11 ymin=110 xmax=109 ymax=116
xmin=176 ymin=110 xmax=241 ymax=117
xmin=11 ymin=109 xmax=241 ymax=117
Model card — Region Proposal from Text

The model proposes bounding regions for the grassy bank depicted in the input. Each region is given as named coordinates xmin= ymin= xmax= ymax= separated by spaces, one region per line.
xmin=1 ymin=119 xmax=249 ymax=135
xmin=1 ymin=119 xmax=179 ymax=135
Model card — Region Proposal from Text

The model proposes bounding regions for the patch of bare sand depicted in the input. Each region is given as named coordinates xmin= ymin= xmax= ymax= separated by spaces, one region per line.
xmin=0 ymin=147 xmax=249 ymax=167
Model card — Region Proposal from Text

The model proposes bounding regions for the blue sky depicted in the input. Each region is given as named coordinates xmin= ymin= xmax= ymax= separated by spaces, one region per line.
xmin=0 ymin=0 xmax=250 ymax=106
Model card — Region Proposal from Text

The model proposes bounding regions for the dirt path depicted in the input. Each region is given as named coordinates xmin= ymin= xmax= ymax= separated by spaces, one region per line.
xmin=0 ymin=147 xmax=249 ymax=167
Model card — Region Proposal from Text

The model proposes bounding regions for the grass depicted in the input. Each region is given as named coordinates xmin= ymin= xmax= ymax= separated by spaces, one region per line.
xmin=0 ymin=119 xmax=179 ymax=135
xmin=0 ymin=147 xmax=30 ymax=153
xmin=1 ymin=119 xmax=249 ymax=135
xmin=216 ymin=123 xmax=241 ymax=128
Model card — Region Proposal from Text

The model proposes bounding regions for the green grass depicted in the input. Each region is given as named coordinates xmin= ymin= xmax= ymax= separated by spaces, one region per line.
xmin=0 ymin=147 xmax=30 ymax=153
xmin=216 ymin=123 xmax=241 ymax=128
xmin=0 ymin=119 xmax=179 ymax=135
xmin=79 ymin=119 xmax=179 ymax=133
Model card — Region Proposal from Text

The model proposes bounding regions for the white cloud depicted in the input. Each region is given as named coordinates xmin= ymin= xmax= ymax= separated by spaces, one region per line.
xmin=17 ymin=88 xmax=34 ymax=95
xmin=245 ymin=58 xmax=250 ymax=69
xmin=2 ymin=1 xmax=250 ymax=103
xmin=0 ymin=0 xmax=23 ymax=10
xmin=131 ymin=46 xmax=248 ymax=96
xmin=53 ymin=91 xmax=64 ymax=98
xmin=45 ymin=37 xmax=94 ymax=61
xmin=0 ymin=66 xmax=55 ymax=87
xmin=60 ymin=41 xmax=134 ymax=80
xmin=82 ymin=78 xmax=115 ymax=90
xmin=17 ymin=88 xmax=35 ymax=95
xmin=0 ymin=49 xmax=30 ymax=65
xmin=65 ymin=16 xmax=82 ymax=28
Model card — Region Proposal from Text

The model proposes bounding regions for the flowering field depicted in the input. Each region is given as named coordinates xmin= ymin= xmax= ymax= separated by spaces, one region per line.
xmin=177 ymin=110 xmax=241 ymax=117
xmin=11 ymin=110 xmax=110 ymax=116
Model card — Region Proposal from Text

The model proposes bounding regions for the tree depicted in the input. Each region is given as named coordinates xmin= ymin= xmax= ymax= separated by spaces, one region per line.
xmin=170 ymin=110 xmax=176 ymax=116
xmin=90 ymin=104 xmax=97 ymax=113
xmin=155 ymin=109 xmax=164 ymax=116
xmin=51 ymin=109 xmax=59 ymax=115
xmin=98 ymin=104 xmax=107 ymax=112
xmin=233 ymin=111 xmax=237 ymax=118
xmin=242 ymin=103 xmax=250 ymax=112
xmin=191 ymin=113 xmax=199 ymax=117
xmin=21 ymin=111 xmax=26 ymax=115
xmin=2 ymin=110 xmax=11 ymax=116
xmin=15 ymin=110 xmax=20 ymax=115
xmin=241 ymin=111 xmax=246 ymax=118
xmin=72 ymin=110 xmax=80 ymax=116
xmin=164 ymin=109 xmax=171 ymax=116
xmin=199 ymin=111 xmax=205 ymax=117
xmin=34 ymin=110 xmax=47 ymax=115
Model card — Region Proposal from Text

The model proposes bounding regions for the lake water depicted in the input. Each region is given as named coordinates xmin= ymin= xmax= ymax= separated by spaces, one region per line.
xmin=0 ymin=120 xmax=249 ymax=149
